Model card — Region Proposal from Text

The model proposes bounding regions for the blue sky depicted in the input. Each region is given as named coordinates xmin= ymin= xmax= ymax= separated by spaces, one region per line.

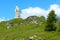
xmin=0 ymin=0 xmax=60 ymax=21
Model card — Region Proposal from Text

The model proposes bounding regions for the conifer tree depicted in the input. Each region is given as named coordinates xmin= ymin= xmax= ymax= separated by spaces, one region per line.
xmin=45 ymin=10 xmax=57 ymax=31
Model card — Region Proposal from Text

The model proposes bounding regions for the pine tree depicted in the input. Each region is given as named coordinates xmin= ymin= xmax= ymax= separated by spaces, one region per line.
xmin=45 ymin=10 xmax=57 ymax=31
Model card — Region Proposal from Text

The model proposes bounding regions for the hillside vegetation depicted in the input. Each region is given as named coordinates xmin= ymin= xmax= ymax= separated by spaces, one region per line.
xmin=0 ymin=16 xmax=60 ymax=40
xmin=0 ymin=10 xmax=60 ymax=40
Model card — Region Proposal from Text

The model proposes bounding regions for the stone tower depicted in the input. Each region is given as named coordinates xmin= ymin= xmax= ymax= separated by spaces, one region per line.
xmin=15 ymin=6 xmax=20 ymax=18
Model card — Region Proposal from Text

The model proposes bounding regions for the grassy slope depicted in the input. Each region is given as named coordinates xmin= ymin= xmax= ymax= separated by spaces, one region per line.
xmin=0 ymin=18 xmax=60 ymax=40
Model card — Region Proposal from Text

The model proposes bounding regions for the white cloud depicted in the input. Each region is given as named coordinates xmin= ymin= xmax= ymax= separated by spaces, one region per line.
xmin=50 ymin=4 xmax=60 ymax=16
xmin=20 ymin=4 xmax=60 ymax=19
xmin=0 ymin=17 xmax=5 ymax=22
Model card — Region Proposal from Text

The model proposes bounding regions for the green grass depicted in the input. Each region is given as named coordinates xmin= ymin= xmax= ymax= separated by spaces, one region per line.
xmin=0 ymin=18 xmax=60 ymax=40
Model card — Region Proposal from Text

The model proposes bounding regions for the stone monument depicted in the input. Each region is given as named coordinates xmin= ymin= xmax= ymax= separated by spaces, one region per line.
xmin=15 ymin=6 xmax=20 ymax=18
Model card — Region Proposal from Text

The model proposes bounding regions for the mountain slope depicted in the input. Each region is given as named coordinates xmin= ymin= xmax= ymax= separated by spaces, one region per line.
xmin=0 ymin=16 xmax=60 ymax=40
